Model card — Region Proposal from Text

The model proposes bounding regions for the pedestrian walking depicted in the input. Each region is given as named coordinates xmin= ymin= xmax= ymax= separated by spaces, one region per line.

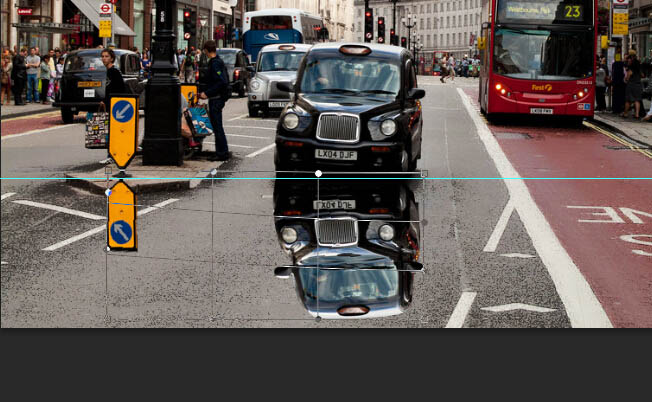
xmin=1 ymin=54 xmax=12 ymax=105
xmin=439 ymin=56 xmax=448 ymax=83
xmin=611 ymin=49 xmax=626 ymax=115
xmin=25 ymin=47 xmax=41 ymax=103
xmin=595 ymin=56 xmax=608 ymax=112
xmin=11 ymin=47 xmax=27 ymax=105
xmin=622 ymin=51 xmax=643 ymax=118
xmin=445 ymin=55 xmax=456 ymax=82
xmin=39 ymin=54 xmax=51 ymax=104
xmin=141 ymin=52 xmax=151 ymax=79
xmin=182 ymin=47 xmax=196 ymax=83
xmin=462 ymin=55 xmax=469 ymax=78
xmin=99 ymin=48 xmax=125 ymax=109
xmin=55 ymin=56 xmax=64 ymax=99
xmin=198 ymin=40 xmax=231 ymax=162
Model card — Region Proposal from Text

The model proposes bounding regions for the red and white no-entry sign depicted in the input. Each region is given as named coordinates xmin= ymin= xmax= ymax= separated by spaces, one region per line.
xmin=613 ymin=0 xmax=629 ymax=5
xmin=99 ymin=3 xmax=112 ymax=14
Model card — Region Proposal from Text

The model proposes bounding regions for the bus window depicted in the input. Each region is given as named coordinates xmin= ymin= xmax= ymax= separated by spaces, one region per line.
xmin=251 ymin=15 xmax=293 ymax=30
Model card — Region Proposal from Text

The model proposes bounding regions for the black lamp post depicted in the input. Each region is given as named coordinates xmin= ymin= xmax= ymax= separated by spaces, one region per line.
xmin=401 ymin=13 xmax=416 ymax=52
xmin=142 ymin=0 xmax=183 ymax=166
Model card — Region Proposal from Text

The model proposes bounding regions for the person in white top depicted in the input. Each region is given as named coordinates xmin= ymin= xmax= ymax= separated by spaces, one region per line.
xmin=443 ymin=55 xmax=456 ymax=82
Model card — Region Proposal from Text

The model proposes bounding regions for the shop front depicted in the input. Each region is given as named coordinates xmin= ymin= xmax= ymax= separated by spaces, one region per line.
xmin=12 ymin=0 xmax=57 ymax=51
xmin=61 ymin=0 xmax=135 ymax=50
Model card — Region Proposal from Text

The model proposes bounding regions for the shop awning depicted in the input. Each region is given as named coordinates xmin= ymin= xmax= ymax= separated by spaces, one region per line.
xmin=70 ymin=0 xmax=136 ymax=37
xmin=12 ymin=22 xmax=81 ymax=34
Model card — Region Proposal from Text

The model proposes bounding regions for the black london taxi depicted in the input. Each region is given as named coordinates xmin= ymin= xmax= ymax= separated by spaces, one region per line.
xmin=54 ymin=48 xmax=146 ymax=123
xmin=272 ymin=178 xmax=422 ymax=319
xmin=274 ymin=43 xmax=425 ymax=172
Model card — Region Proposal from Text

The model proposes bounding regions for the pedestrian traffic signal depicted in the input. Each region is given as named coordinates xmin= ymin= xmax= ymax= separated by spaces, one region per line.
xmin=189 ymin=10 xmax=197 ymax=37
xmin=364 ymin=9 xmax=373 ymax=43
xmin=401 ymin=37 xmax=407 ymax=47
xmin=377 ymin=17 xmax=385 ymax=43
xmin=183 ymin=8 xmax=192 ymax=36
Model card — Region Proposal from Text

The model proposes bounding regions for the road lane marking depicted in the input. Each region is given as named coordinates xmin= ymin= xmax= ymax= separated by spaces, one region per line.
xmin=1 ymin=192 xmax=16 ymax=200
xmin=226 ymin=133 xmax=269 ymax=139
xmin=481 ymin=303 xmax=557 ymax=313
xmin=228 ymin=113 xmax=249 ymax=121
xmin=13 ymin=200 xmax=106 ymax=220
xmin=43 ymin=198 xmax=178 ymax=251
xmin=445 ymin=291 xmax=477 ymax=328
xmin=1 ymin=261 xmax=7 ymax=265
xmin=483 ymin=198 xmax=515 ymax=252
xmin=1 ymin=123 xmax=78 ymax=140
xmin=458 ymin=87 xmax=613 ymax=328
xmin=246 ymin=143 xmax=275 ymax=158
xmin=223 ymin=125 xmax=276 ymax=130
xmin=204 ymin=141 xmax=254 ymax=149
xmin=584 ymin=121 xmax=652 ymax=159
xmin=500 ymin=253 xmax=536 ymax=258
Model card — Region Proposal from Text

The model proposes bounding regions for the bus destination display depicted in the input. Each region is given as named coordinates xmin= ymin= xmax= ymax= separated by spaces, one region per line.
xmin=500 ymin=1 xmax=585 ymax=23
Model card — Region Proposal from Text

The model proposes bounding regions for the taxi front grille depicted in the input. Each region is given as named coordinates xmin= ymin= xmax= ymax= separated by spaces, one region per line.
xmin=315 ymin=218 xmax=358 ymax=247
xmin=316 ymin=113 xmax=360 ymax=143
xmin=267 ymin=81 xmax=291 ymax=99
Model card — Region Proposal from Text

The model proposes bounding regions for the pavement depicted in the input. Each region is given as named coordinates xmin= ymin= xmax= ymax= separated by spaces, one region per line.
xmin=592 ymin=110 xmax=652 ymax=148
xmin=1 ymin=102 xmax=57 ymax=120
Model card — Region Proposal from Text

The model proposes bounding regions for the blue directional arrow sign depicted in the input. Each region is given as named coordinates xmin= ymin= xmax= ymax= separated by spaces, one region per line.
xmin=110 ymin=220 xmax=133 ymax=245
xmin=112 ymin=100 xmax=134 ymax=123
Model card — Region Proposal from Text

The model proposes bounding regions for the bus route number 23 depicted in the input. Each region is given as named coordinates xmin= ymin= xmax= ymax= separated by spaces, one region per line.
xmin=564 ymin=5 xmax=582 ymax=19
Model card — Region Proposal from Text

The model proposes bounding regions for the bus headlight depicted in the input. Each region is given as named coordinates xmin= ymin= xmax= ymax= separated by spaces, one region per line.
xmin=282 ymin=113 xmax=300 ymax=130
xmin=380 ymin=119 xmax=396 ymax=136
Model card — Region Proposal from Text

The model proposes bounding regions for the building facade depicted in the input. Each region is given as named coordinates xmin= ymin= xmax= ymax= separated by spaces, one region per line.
xmin=253 ymin=0 xmax=354 ymax=41
xmin=353 ymin=0 xmax=482 ymax=72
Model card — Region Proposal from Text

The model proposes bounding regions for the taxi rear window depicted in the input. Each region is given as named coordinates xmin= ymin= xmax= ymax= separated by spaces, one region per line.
xmin=64 ymin=55 xmax=115 ymax=72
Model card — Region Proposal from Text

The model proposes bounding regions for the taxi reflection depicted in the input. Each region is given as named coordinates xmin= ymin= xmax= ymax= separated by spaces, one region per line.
xmin=273 ymin=179 xmax=422 ymax=319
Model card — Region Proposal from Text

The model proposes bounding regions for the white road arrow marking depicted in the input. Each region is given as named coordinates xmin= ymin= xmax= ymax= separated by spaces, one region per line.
xmin=500 ymin=253 xmax=536 ymax=258
xmin=481 ymin=303 xmax=557 ymax=313
xmin=113 ymin=223 xmax=129 ymax=241
xmin=115 ymin=104 xmax=131 ymax=120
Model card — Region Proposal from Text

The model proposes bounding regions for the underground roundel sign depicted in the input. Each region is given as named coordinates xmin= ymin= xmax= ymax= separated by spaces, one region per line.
xmin=99 ymin=3 xmax=112 ymax=14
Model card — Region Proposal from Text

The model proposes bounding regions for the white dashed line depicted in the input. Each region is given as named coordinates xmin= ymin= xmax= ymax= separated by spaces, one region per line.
xmin=226 ymin=133 xmax=269 ymax=139
xmin=1 ymin=193 xmax=17 ymax=201
xmin=457 ymin=87 xmax=612 ymax=328
xmin=13 ymin=200 xmax=106 ymax=220
xmin=246 ymin=143 xmax=275 ymax=158
xmin=223 ymin=125 xmax=276 ymax=130
xmin=204 ymin=141 xmax=254 ymax=149
xmin=227 ymin=113 xmax=249 ymax=121
xmin=446 ymin=291 xmax=477 ymax=328
xmin=43 ymin=198 xmax=178 ymax=251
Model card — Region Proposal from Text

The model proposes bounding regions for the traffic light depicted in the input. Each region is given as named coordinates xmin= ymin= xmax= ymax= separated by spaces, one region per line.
xmin=364 ymin=9 xmax=373 ymax=42
xmin=189 ymin=10 xmax=197 ymax=37
xmin=183 ymin=8 xmax=192 ymax=38
xmin=390 ymin=28 xmax=397 ymax=45
xmin=401 ymin=37 xmax=407 ymax=48
xmin=377 ymin=17 xmax=385 ymax=43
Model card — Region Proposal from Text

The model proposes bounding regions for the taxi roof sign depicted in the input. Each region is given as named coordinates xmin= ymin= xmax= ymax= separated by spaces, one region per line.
xmin=109 ymin=95 xmax=139 ymax=170
xmin=107 ymin=180 xmax=137 ymax=251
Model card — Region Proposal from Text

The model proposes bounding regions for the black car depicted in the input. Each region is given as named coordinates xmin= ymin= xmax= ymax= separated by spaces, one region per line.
xmin=274 ymin=43 xmax=425 ymax=172
xmin=215 ymin=48 xmax=254 ymax=98
xmin=273 ymin=178 xmax=422 ymax=319
xmin=54 ymin=48 xmax=146 ymax=123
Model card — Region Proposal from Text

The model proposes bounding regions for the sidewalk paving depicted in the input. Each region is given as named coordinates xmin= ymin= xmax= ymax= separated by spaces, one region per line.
xmin=1 ymin=102 xmax=58 ymax=120
xmin=592 ymin=111 xmax=652 ymax=148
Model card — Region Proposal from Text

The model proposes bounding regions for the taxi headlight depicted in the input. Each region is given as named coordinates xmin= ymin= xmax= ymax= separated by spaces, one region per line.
xmin=281 ymin=227 xmax=298 ymax=244
xmin=380 ymin=119 xmax=396 ymax=136
xmin=250 ymin=79 xmax=261 ymax=91
xmin=379 ymin=224 xmax=395 ymax=241
xmin=282 ymin=113 xmax=300 ymax=130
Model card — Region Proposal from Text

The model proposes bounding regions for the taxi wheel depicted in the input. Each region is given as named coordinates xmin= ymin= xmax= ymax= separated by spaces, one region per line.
xmin=238 ymin=83 xmax=246 ymax=98
xmin=248 ymin=105 xmax=257 ymax=117
xmin=61 ymin=107 xmax=74 ymax=124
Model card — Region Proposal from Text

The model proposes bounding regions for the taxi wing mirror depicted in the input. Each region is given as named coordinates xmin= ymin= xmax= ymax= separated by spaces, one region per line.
xmin=407 ymin=88 xmax=425 ymax=100
xmin=274 ymin=266 xmax=293 ymax=279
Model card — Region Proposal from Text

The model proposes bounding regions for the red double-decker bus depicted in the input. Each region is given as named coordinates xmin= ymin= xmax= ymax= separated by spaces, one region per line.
xmin=478 ymin=0 xmax=597 ymax=120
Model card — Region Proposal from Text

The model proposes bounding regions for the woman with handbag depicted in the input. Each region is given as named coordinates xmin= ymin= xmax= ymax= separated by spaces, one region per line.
xmin=1 ymin=54 xmax=12 ymax=105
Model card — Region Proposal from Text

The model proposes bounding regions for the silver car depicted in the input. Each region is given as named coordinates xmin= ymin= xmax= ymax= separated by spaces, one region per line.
xmin=247 ymin=43 xmax=312 ymax=117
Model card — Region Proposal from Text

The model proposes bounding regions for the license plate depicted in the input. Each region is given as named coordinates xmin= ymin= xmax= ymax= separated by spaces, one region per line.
xmin=313 ymin=199 xmax=356 ymax=210
xmin=83 ymin=89 xmax=95 ymax=98
xmin=315 ymin=149 xmax=358 ymax=161
xmin=78 ymin=81 xmax=101 ymax=88
xmin=269 ymin=101 xmax=288 ymax=108
xmin=530 ymin=108 xmax=553 ymax=115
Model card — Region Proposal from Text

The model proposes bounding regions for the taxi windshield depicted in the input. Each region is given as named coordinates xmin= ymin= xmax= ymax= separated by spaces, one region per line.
xmin=300 ymin=55 xmax=400 ymax=96
xmin=64 ymin=54 xmax=112 ymax=72
xmin=258 ymin=51 xmax=306 ymax=72
xmin=298 ymin=268 xmax=399 ymax=304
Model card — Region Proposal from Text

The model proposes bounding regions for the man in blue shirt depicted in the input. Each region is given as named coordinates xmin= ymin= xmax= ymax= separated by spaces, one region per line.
xmin=199 ymin=40 xmax=231 ymax=162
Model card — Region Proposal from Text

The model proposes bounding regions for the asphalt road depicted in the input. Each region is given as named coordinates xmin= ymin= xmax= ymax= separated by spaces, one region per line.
xmin=2 ymin=76 xmax=650 ymax=327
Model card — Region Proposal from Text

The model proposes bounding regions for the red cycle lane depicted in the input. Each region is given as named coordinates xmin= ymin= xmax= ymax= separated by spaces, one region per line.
xmin=463 ymin=87 xmax=652 ymax=328
xmin=1 ymin=112 xmax=81 ymax=137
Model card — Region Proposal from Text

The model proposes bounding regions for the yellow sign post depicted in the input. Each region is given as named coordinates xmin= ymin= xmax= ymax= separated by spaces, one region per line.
xmin=99 ymin=19 xmax=112 ymax=38
xmin=613 ymin=11 xmax=629 ymax=36
xmin=180 ymin=84 xmax=199 ymax=105
xmin=109 ymin=95 xmax=139 ymax=172
xmin=107 ymin=180 xmax=137 ymax=251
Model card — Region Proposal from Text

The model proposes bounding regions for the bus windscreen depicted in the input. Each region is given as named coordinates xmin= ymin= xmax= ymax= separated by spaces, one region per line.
xmin=496 ymin=0 xmax=593 ymax=25
xmin=251 ymin=15 xmax=293 ymax=30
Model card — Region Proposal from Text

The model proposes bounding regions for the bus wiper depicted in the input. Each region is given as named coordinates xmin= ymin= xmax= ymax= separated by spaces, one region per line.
xmin=322 ymin=88 xmax=359 ymax=95
xmin=360 ymin=89 xmax=395 ymax=94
